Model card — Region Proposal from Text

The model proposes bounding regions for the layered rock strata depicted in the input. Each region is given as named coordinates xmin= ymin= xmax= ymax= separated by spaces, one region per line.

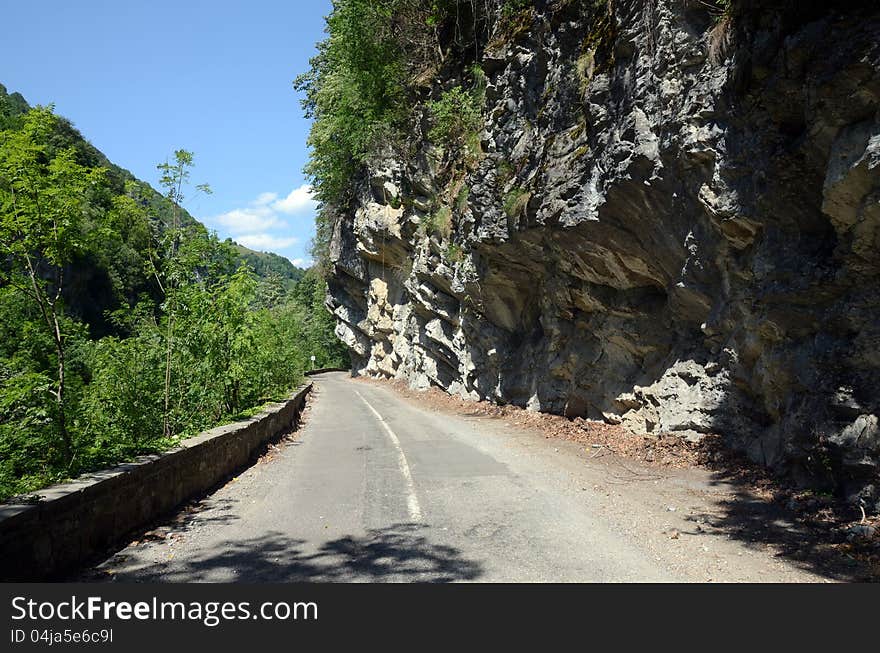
xmin=327 ymin=1 xmax=880 ymax=507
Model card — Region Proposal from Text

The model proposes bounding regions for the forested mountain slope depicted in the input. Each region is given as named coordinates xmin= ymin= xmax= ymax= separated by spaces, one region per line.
xmin=0 ymin=83 xmax=304 ymax=334
xmin=0 ymin=85 xmax=345 ymax=500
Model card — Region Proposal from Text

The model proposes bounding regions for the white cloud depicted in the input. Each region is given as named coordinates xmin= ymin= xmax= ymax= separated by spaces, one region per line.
xmin=206 ymin=186 xmax=314 ymax=258
xmin=290 ymin=257 xmax=311 ymax=268
xmin=254 ymin=192 xmax=278 ymax=206
xmin=236 ymin=233 xmax=299 ymax=251
xmin=209 ymin=185 xmax=316 ymax=235
xmin=271 ymin=184 xmax=317 ymax=215
xmin=214 ymin=206 xmax=282 ymax=234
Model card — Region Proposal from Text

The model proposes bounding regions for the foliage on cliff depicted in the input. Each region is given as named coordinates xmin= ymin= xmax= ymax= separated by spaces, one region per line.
xmin=296 ymin=0 xmax=510 ymax=269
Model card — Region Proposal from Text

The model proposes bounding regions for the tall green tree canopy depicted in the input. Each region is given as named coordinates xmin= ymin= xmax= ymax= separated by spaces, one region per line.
xmin=0 ymin=98 xmax=347 ymax=502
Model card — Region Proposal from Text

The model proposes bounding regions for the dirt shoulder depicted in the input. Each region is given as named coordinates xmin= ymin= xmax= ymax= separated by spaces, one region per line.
xmin=355 ymin=376 xmax=879 ymax=582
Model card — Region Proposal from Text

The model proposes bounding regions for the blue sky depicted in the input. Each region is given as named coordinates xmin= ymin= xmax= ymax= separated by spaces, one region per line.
xmin=0 ymin=0 xmax=332 ymax=267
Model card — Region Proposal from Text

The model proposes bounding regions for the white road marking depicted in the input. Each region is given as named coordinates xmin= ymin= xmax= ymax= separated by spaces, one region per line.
xmin=355 ymin=390 xmax=423 ymax=522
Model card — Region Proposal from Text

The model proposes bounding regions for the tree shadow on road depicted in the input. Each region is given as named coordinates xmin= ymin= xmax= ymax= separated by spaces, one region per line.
xmin=680 ymin=447 xmax=879 ymax=582
xmin=90 ymin=523 xmax=484 ymax=583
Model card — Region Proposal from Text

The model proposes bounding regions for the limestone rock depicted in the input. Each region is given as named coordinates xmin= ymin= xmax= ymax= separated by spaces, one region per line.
xmin=326 ymin=1 xmax=880 ymax=509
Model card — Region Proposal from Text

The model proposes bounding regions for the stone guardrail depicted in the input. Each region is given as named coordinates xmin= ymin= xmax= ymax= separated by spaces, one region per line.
xmin=0 ymin=383 xmax=312 ymax=581
xmin=304 ymin=367 xmax=350 ymax=376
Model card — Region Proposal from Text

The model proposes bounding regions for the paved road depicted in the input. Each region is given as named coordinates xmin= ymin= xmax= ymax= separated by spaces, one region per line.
xmin=87 ymin=372 xmax=825 ymax=582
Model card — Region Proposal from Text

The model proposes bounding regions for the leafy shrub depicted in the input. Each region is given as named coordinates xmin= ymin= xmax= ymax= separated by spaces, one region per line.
xmin=295 ymin=0 xmax=407 ymax=206
xmin=427 ymin=85 xmax=484 ymax=150
xmin=497 ymin=0 xmax=534 ymax=40
xmin=422 ymin=205 xmax=453 ymax=239
xmin=501 ymin=0 xmax=533 ymax=21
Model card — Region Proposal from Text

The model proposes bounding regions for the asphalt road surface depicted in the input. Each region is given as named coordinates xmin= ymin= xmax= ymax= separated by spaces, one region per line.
xmin=86 ymin=372 xmax=828 ymax=582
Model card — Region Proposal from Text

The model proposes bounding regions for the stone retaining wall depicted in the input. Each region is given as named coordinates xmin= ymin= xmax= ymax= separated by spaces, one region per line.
xmin=305 ymin=367 xmax=349 ymax=376
xmin=0 ymin=383 xmax=312 ymax=581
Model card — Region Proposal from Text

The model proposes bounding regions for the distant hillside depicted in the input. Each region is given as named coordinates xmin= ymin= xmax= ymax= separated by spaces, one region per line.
xmin=233 ymin=244 xmax=305 ymax=288
xmin=1 ymin=83 xmax=201 ymax=234
xmin=1 ymin=83 xmax=300 ymax=275
xmin=0 ymin=87 xmax=348 ymax=503
xmin=0 ymin=83 xmax=304 ymax=332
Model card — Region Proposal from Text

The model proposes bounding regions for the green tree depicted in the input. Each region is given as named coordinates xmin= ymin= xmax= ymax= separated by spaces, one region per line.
xmin=154 ymin=149 xmax=211 ymax=437
xmin=0 ymin=107 xmax=106 ymax=464
xmin=80 ymin=309 xmax=166 ymax=456
xmin=294 ymin=0 xmax=408 ymax=206
xmin=203 ymin=267 xmax=259 ymax=416
xmin=0 ymin=102 xmax=344 ymax=502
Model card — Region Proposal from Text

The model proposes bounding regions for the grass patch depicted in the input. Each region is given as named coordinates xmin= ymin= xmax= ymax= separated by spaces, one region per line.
xmin=497 ymin=160 xmax=515 ymax=186
xmin=572 ymin=144 xmax=591 ymax=160
xmin=575 ymin=48 xmax=596 ymax=95
xmin=422 ymin=205 xmax=453 ymax=239
xmin=445 ymin=243 xmax=465 ymax=263
xmin=455 ymin=184 xmax=470 ymax=214
xmin=503 ymin=187 xmax=531 ymax=219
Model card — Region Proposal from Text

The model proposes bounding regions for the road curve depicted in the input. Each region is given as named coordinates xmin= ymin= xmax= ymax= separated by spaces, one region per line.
xmin=86 ymin=372 xmax=825 ymax=582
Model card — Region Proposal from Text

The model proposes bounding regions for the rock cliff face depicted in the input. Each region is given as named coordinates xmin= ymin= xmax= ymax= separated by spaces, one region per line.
xmin=326 ymin=1 xmax=880 ymax=508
